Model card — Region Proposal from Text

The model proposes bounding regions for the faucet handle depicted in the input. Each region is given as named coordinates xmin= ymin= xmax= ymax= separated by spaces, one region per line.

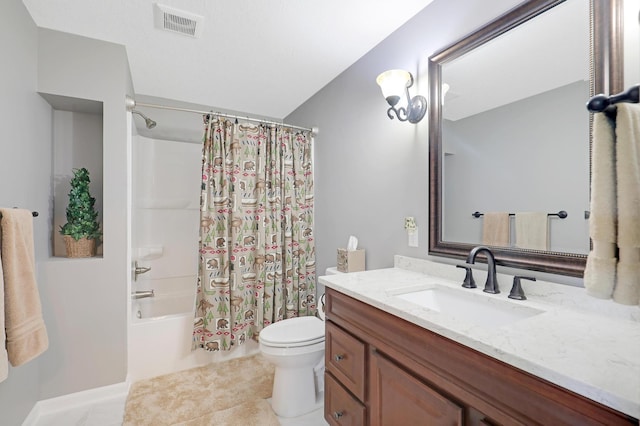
xmin=456 ymin=264 xmax=476 ymax=289
xmin=508 ymin=276 xmax=536 ymax=300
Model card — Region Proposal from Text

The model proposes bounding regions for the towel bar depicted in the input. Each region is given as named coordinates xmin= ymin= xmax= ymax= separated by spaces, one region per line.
xmin=587 ymin=84 xmax=640 ymax=113
xmin=0 ymin=208 xmax=39 ymax=218
xmin=472 ymin=210 xmax=567 ymax=219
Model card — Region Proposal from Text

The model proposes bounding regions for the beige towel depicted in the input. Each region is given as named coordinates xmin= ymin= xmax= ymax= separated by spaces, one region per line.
xmin=514 ymin=212 xmax=548 ymax=251
xmin=613 ymin=104 xmax=640 ymax=305
xmin=0 ymin=208 xmax=48 ymax=369
xmin=482 ymin=212 xmax=510 ymax=246
xmin=584 ymin=112 xmax=617 ymax=299
xmin=0 ymin=246 xmax=6 ymax=382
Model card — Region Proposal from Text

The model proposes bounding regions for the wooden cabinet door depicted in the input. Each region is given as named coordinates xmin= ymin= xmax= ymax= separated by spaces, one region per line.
xmin=369 ymin=349 xmax=463 ymax=426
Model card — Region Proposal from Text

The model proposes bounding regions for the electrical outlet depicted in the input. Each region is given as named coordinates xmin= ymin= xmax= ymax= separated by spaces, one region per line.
xmin=405 ymin=217 xmax=418 ymax=247
xmin=404 ymin=217 xmax=417 ymax=231
xmin=408 ymin=228 xmax=419 ymax=247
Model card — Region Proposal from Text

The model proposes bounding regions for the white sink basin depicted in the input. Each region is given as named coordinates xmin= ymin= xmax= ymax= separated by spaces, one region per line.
xmin=394 ymin=286 xmax=544 ymax=328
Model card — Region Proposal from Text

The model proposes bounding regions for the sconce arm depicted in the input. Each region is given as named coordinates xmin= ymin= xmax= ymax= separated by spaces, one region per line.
xmin=378 ymin=70 xmax=426 ymax=123
xmin=387 ymin=105 xmax=408 ymax=121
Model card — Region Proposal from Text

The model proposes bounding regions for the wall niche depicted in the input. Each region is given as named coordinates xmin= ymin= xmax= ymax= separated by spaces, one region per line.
xmin=40 ymin=93 xmax=104 ymax=258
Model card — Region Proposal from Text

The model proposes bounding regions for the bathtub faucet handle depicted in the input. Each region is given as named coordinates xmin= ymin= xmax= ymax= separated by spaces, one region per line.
xmin=134 ymin=261 xmax=151 ymax=281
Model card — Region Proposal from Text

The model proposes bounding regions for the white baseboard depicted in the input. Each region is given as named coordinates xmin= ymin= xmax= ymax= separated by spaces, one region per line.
xmin=22 ymin=381 xmax=130 ymax=426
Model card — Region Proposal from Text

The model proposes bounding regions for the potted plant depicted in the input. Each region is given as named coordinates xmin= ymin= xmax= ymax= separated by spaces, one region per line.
xmin=60 ymin=167 xmax=102 ymax=257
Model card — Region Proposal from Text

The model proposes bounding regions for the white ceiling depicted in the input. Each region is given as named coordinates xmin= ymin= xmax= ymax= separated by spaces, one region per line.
xmin=22 ymin=0 xmax=435 ymax=120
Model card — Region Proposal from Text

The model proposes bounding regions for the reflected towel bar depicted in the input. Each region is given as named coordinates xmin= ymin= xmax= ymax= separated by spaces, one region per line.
xmin=472 ymin=211 xmax=567 ymax=219
xmin=587 ymin=84 xmax=640 ymax=113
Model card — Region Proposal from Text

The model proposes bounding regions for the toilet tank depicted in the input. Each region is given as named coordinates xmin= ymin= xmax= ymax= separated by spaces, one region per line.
xmin=317 ymin=267 xmax=343 ymax=321
xmin=325 ymin=267 xmax=343 ymax=275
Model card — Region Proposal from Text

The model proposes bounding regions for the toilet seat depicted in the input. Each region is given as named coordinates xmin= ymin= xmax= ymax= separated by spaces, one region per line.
xmin=260 ymin=316 xmax=325 ymax=348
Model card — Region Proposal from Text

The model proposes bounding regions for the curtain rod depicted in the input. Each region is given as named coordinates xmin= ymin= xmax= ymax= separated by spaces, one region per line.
xmin=127 ymin=97 xmax=317 ymax=134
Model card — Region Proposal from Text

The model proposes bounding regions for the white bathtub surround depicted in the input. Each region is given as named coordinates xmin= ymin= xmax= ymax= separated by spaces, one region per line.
xmin=319 ymin=255 xmax=640 ymax=419
xmin=131 ymin=135 xmax=203 ymax=381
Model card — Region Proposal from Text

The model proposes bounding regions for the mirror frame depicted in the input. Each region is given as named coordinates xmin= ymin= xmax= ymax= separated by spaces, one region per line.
xmin=428 ymin=0 xmax=623 ymax=277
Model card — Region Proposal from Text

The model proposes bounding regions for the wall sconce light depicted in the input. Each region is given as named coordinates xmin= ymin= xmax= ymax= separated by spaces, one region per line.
xmin=376 ymin=69 xmax=427 ymax=123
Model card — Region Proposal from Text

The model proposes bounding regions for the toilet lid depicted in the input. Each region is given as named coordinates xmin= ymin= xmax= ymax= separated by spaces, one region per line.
xmin=260 ymin=316 xmax=325 ymax=347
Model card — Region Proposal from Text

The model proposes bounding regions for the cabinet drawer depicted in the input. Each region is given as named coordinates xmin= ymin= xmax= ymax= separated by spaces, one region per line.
xmin=325 ymin=372 xmax=366 ymax=426
xmin=326 ymin=320 xmax=367 ymax=401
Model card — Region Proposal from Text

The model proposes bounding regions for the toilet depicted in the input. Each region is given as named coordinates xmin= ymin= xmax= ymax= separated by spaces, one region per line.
xmin=260 ymin=316 xmax=325 ymax=417
xmin=259 ymin=268 xmax=339 ymax=418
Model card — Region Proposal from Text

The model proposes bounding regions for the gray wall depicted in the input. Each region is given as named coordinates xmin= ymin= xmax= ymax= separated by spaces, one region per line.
xmin=0 ymin=0 xmax=52 ymax=424
xmin=1 ymin=3 xmax=134 ymax=421
xmin=286 ymin=0 xmax=525 ymax=286
xmin=37 ymin=29 xmax=132 ymax=399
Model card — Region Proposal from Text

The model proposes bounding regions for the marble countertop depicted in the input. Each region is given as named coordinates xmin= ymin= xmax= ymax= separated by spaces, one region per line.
xmin=318 ymin=256 xmax=640 ymax=419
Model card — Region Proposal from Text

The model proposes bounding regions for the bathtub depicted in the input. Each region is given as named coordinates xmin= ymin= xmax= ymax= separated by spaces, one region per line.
xmin=127 ymin=276 xmax=259 ymax=381
xmin=134 ymin=291 xmax=194 ymax=319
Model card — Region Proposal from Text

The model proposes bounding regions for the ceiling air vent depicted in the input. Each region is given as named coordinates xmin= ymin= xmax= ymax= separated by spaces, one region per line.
xmin=154 ymin=4 xmax=203 ymax=38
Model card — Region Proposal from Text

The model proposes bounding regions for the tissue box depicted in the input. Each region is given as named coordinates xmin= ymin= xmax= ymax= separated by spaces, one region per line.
xmin=337 ymin=248 xmax=365 ymax=273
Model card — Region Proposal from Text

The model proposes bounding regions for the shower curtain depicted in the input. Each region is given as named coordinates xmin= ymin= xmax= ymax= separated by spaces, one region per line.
xmin=193 ymin=117 xmax=316 ymax=351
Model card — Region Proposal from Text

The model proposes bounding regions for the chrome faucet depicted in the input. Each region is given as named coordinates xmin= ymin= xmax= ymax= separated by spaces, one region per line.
xmin=466 ymin=246 xmax=499 ymax=294
xmin=132 ymin=289 xmax=155 ymax=299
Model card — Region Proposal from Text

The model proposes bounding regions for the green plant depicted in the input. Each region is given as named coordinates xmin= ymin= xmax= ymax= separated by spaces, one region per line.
xmin=59 ymin=167 xmax=102 ymax=241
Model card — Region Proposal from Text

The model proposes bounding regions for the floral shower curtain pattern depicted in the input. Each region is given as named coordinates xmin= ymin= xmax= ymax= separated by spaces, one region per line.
xmin=193 ymin=117 xmax=316 ymax=352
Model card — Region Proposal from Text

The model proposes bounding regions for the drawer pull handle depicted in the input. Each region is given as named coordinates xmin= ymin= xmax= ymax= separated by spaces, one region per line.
xmin=333 ymin=411 xmax=344 ymax=420
xmin=334 ymin=354 xmax=344 ymax=362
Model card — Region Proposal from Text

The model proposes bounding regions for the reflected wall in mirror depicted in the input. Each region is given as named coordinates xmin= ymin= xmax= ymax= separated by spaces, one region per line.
xmin=428 ymin=0 xmax=623 ymax=277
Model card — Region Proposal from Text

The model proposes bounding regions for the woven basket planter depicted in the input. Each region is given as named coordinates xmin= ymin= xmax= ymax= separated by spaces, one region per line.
xmin=63 ymin=236 xmax=96 ymax=258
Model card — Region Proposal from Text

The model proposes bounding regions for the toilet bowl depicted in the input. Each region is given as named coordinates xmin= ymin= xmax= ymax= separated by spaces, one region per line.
xmin=259 ymin=315 xmax=325 ymax=418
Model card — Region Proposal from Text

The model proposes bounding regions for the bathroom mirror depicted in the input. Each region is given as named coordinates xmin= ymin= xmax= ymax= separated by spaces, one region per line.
xmin=428 ymin=0 xmax=624 ymax=277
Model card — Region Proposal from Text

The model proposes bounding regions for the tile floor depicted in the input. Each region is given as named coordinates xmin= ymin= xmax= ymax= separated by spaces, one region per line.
xmin=32 ymin=392 xmax=328 ymax=426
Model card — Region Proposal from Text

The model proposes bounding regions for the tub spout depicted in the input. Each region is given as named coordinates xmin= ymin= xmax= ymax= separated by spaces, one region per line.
xmin=132 ymin=290 xmax=155 ymax=299
xmin=134 ymin=261 xmax=152 ymax=281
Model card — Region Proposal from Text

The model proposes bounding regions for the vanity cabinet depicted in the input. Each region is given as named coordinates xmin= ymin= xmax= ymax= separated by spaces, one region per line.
xmin=324 ymin=288 xmax=636 ymax=426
